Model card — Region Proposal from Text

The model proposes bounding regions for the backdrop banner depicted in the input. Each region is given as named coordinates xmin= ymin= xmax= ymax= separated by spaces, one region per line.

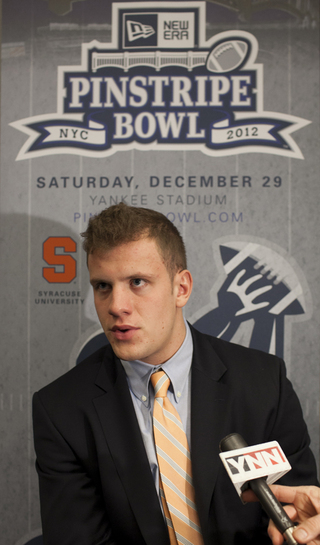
xmin=1 ymin=1 xmax=319 ymax=544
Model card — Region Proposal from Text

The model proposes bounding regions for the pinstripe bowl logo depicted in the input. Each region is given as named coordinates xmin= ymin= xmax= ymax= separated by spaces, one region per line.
xmin=11 ymin=1 xmax=310 ymax=160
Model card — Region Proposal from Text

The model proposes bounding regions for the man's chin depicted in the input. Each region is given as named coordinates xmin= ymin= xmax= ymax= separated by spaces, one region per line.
xmin=109 ymin=340 xmax=141 ymax=363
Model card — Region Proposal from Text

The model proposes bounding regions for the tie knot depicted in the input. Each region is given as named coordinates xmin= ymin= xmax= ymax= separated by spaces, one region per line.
xmin=151 ymin=370 xmax=170 ymax=398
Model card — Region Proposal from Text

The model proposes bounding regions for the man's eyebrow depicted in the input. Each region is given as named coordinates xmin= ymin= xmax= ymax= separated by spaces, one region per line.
xmin=89 ymin=272 xmax=156 ymax=285
xmin=127 ymin=272 xmax=155 ymax=280
xmin=90 ymin=277 xmax=108 ymax=286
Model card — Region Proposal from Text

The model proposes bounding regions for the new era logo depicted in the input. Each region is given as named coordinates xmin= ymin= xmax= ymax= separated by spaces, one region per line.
xmin=126 ymin=20 xmax=155 ymax=42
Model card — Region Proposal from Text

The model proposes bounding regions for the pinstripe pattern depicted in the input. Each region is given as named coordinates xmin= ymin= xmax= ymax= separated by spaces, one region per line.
xmin=151 ymin=371 xmax=204 ymax=545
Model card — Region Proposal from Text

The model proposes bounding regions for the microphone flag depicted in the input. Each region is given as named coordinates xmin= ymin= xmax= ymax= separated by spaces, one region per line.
xmin=219 ymin=440 xmax=291 ymax=496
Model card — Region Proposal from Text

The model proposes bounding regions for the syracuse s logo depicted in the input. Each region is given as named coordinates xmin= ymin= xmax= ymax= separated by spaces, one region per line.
xmin=11 ymin=1 xmax=310 ymax=160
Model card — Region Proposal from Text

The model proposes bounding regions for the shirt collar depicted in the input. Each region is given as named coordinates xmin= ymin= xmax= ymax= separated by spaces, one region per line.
xmin=121 ymin=321 xmax=193 ymax=406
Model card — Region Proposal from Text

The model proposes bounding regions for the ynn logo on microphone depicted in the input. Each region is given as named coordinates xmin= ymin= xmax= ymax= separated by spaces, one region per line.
xmin=219 ymin=440 xmax=291 ymax=494
xmin=225 ymin=447 xmax=285 ymax=476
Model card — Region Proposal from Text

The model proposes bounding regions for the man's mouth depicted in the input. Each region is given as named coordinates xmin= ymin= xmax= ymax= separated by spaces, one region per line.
xmin=111 ymin=325 xmax=136 ymax=332
xmin=110 ymin=325 xmax=138 ymax=340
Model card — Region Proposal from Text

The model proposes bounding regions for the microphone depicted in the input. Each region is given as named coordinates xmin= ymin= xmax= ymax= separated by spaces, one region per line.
xmin=219 ymin=433 xmax=300 ymax=545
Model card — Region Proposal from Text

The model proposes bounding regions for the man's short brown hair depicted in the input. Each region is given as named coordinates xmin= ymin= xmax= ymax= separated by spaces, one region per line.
xmin=81 ymin=203 xmax=187 ymax=278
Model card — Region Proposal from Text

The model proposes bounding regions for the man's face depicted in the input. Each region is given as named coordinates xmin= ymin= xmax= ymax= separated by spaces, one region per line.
xmin=88 ymin=237 xmax=192 ymax=365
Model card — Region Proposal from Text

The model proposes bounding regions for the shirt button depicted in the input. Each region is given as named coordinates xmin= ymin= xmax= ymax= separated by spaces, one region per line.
xmin=141 ymin=395 xmax=147 ymax=402
xmin=177 ymin=391 xmax=181 ymax=398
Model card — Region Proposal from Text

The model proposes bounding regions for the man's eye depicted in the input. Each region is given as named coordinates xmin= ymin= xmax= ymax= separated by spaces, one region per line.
xmin=131 ymin=279 xmax=146 ymax=287
xmin=96 ymin=282 xmax=109 ymax=291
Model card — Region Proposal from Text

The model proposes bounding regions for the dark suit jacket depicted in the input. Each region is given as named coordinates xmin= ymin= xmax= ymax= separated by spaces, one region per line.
xmin=33 ymin=326 xmax=318 ymax=545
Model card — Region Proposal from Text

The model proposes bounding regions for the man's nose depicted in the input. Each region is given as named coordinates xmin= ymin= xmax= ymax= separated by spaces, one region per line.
xmin=108 ymin=286 xmax=132 ymax=316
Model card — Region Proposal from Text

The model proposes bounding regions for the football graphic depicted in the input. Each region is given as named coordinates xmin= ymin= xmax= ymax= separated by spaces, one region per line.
xmin=206 ymin=39 xmax=249 ymax=73
xmin=192 ymin=240 xmax=309 ymax=358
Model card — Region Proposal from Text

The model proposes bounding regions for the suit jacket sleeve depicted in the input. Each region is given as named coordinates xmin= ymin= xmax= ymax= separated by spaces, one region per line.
xmin=33 ymin=391 xmax=116 ymax=545
xmin=189 ymin=328 xmax=318 ymax=545
xmin=267 ymin=357 xmax=317 ymax=486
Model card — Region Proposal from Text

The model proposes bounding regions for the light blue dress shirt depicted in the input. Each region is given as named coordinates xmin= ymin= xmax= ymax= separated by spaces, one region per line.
xmin=121 ymin=321 xmax=193 ymax=494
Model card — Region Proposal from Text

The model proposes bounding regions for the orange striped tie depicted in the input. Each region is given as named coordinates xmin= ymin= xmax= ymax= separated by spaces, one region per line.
xmin=151 ymin=370 xmax=204 ymax=545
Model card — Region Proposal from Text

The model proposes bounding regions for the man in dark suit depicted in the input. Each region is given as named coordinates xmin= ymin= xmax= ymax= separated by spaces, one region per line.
xmin=33 ymin=203 xmax=318 ymax=545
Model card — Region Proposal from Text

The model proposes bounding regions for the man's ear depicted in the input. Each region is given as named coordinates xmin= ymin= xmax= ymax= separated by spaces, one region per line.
xmin=175 ymin=269 xmax=193 ymax=308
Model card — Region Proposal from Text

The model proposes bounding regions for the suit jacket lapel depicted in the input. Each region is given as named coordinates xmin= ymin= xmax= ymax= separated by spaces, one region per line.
xmin=189 ymin=326 xmax=229 ymax=538
xmin=93 ymin=350 xmax=169 ymax=545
